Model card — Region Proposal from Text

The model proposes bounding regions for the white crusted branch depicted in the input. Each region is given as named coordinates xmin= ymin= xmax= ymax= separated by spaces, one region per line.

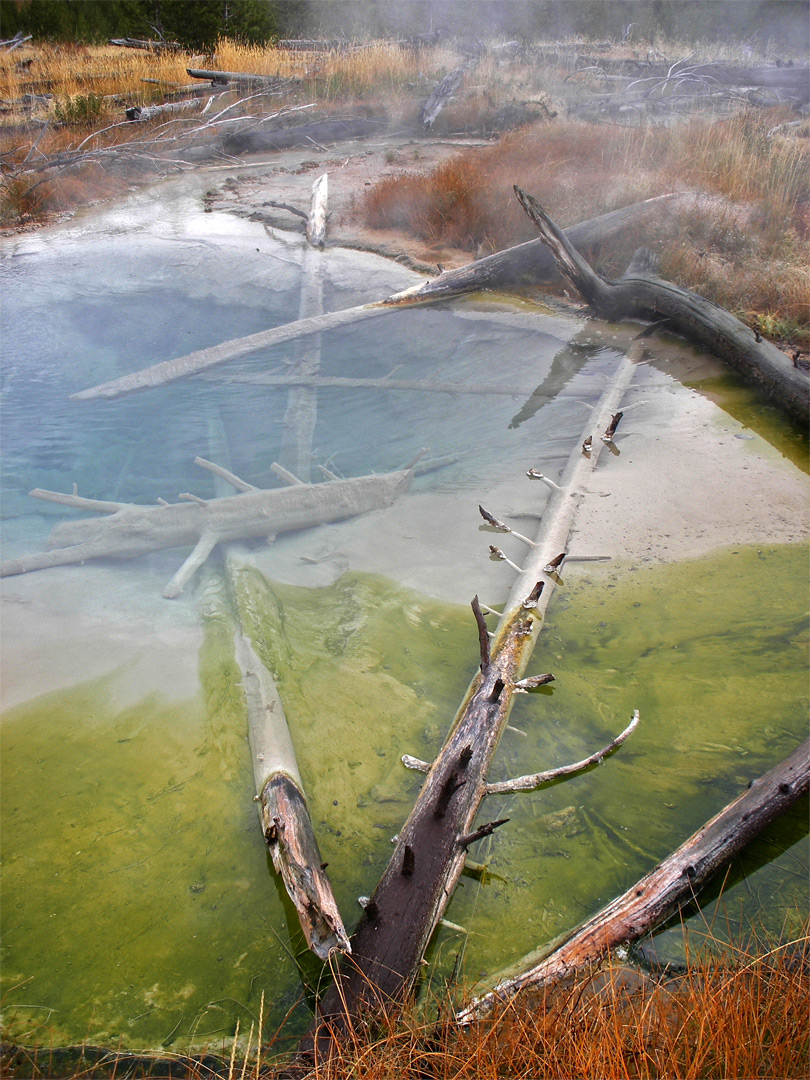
xmin=486 ymin=711 xmax=639 ymax=794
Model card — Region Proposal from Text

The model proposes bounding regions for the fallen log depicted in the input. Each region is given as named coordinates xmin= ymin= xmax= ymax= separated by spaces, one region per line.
xmin=186 ymin=67 xmax=285 ymax=86
xmin=110 ymin=37 xmax=182 ymax=52
xmin=0 ymin=463 xmax=415 ymax=593
xmin=300 ymin=345 xmax=641 ymax=1062
xmin=514 ymin=186 xmax=810 ymax=424
xmin=126 ymin=97 xmax=203 ymax=122
xmin=70 ymin=194 xmax=697 ymax=403
xmin=459 ymin=735 xmax=810 ymax=1021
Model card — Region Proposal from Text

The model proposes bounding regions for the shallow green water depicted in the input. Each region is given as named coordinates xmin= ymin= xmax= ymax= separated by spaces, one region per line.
xmin=2 ymin=544 xmax=806 ymax=1049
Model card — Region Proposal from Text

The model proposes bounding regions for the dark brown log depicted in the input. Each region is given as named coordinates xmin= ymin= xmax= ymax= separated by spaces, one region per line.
xmin=297 ymin=351 xmax=640 ymax=1065
xmin=514 ymin=186 xmax=810 ymax=425
xmin=459 ymin=736 xmax=810 ymax=1021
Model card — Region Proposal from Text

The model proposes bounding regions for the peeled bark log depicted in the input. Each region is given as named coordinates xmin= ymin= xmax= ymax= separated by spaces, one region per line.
xmin=514 ymin=186 xmax=810 ymax=424
xmin=300 ymin=347 xmax=641 ymax=1062
xmin=0 ymin=466 xmax=414 ymax=585
xmin=459 ymin=735 xmax=810 ymax=1021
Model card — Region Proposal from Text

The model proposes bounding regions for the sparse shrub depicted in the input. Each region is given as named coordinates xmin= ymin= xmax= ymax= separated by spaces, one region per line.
xmin=53 ymin=92 xmax=105 ymax=126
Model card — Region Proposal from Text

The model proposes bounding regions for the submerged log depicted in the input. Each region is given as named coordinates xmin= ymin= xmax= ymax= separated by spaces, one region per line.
xmin=232 ymin=604 xmax=350 ymax=959
xmin=459 ymin=735 xmax=810 ymax=1021
xmin=300 ymin=345 xmax=641 ymax=1062
xmin=0 ymin=464 xmax=414 ymax=589
xmin=514 ymin=186 xmax=810 ymax=424
xmin=71 ymin=195 xmax=696 ymax=403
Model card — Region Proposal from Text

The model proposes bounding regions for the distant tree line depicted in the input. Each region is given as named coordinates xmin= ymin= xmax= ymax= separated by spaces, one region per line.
xmin=1 ymin=0 xmax=808 ymax=51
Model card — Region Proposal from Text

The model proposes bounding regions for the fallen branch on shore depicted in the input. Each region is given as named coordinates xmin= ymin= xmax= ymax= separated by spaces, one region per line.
xmin=458 ymin=735 xmax=810 ymax=1022
xmin=514 ymin=186 xmax=810 ymax=423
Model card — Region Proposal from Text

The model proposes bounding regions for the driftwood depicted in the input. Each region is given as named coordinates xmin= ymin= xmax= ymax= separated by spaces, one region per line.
xmin=0 ymin=462 xmax=415 ymax=594
xmin=514 ymin=186 xmax=810 ymax=424
xmin=300 ymin=346 xmax=641 ymax=1062
xmin=459 ymin=735 xmax=810 ymax=1021
xmin=70 ymin=194 xmax=697 ymax=403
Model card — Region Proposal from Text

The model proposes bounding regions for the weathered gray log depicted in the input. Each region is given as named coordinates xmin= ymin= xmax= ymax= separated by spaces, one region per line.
xmin=404 ymin=192 xmax=699 ymax=301
xmin=514 ymin=186 xmax=810 ymax=424
xmin=110 ymin=37 xmax=182 ymax=52
xmin=0 ymin=466 xmax=414 ymax=582
xmin=126 ymin=98 xmax=203 ymax=122
xmin=70 ymin=195 xmax=696 ymax=403
xmin=300 ymin=348 xmax=640 ymax=1062
xmin=221 ymin=117 xmax=385 ymax=156
xmin=186 ymin=67 xmax=284 ymax=86
xmin=459 ymin=735 xmax=810 ymax=1021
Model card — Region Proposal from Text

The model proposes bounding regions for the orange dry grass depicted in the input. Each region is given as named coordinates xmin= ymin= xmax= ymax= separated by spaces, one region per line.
xmin=3 ymin=928 xmax=807 ymax=1079
xmin=296 ymin=931 xmax=810 ymax=1080
xmin=363 ymin=111 xmax=810 ymax=342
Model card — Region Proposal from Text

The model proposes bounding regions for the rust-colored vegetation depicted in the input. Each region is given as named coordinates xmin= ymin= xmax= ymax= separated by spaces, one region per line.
xmin=2 ymin=923 xmax=808 ymax=1079
xmin=363 ymin=111 xmax=810 ymax=344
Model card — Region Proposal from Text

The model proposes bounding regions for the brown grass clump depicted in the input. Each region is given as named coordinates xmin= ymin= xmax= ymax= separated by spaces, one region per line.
xmin=363 ymin=111 xmax=810 ymax=344
xmin=2 ymin=926 xmax=807 ymax=1079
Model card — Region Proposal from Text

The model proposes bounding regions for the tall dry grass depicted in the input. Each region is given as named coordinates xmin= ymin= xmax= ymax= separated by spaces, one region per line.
xmin=364 ymin=110 xmax=810 ymax=344
xmin=2 ymin=923 xmax=807 ymax=1079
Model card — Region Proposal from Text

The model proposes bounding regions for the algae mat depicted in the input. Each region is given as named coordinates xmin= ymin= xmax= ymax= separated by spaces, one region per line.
xmin=1 ymin=545 xmax=807 ymax=1050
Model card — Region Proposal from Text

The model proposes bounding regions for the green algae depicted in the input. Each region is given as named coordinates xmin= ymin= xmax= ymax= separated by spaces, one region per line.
xmin=2 ymin=547 xmax=807 ymax=1048
xmin=687 ymin=370 xmax=809 ymax=474
xmin=430 ymin=542 xmax=809 ymax=991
